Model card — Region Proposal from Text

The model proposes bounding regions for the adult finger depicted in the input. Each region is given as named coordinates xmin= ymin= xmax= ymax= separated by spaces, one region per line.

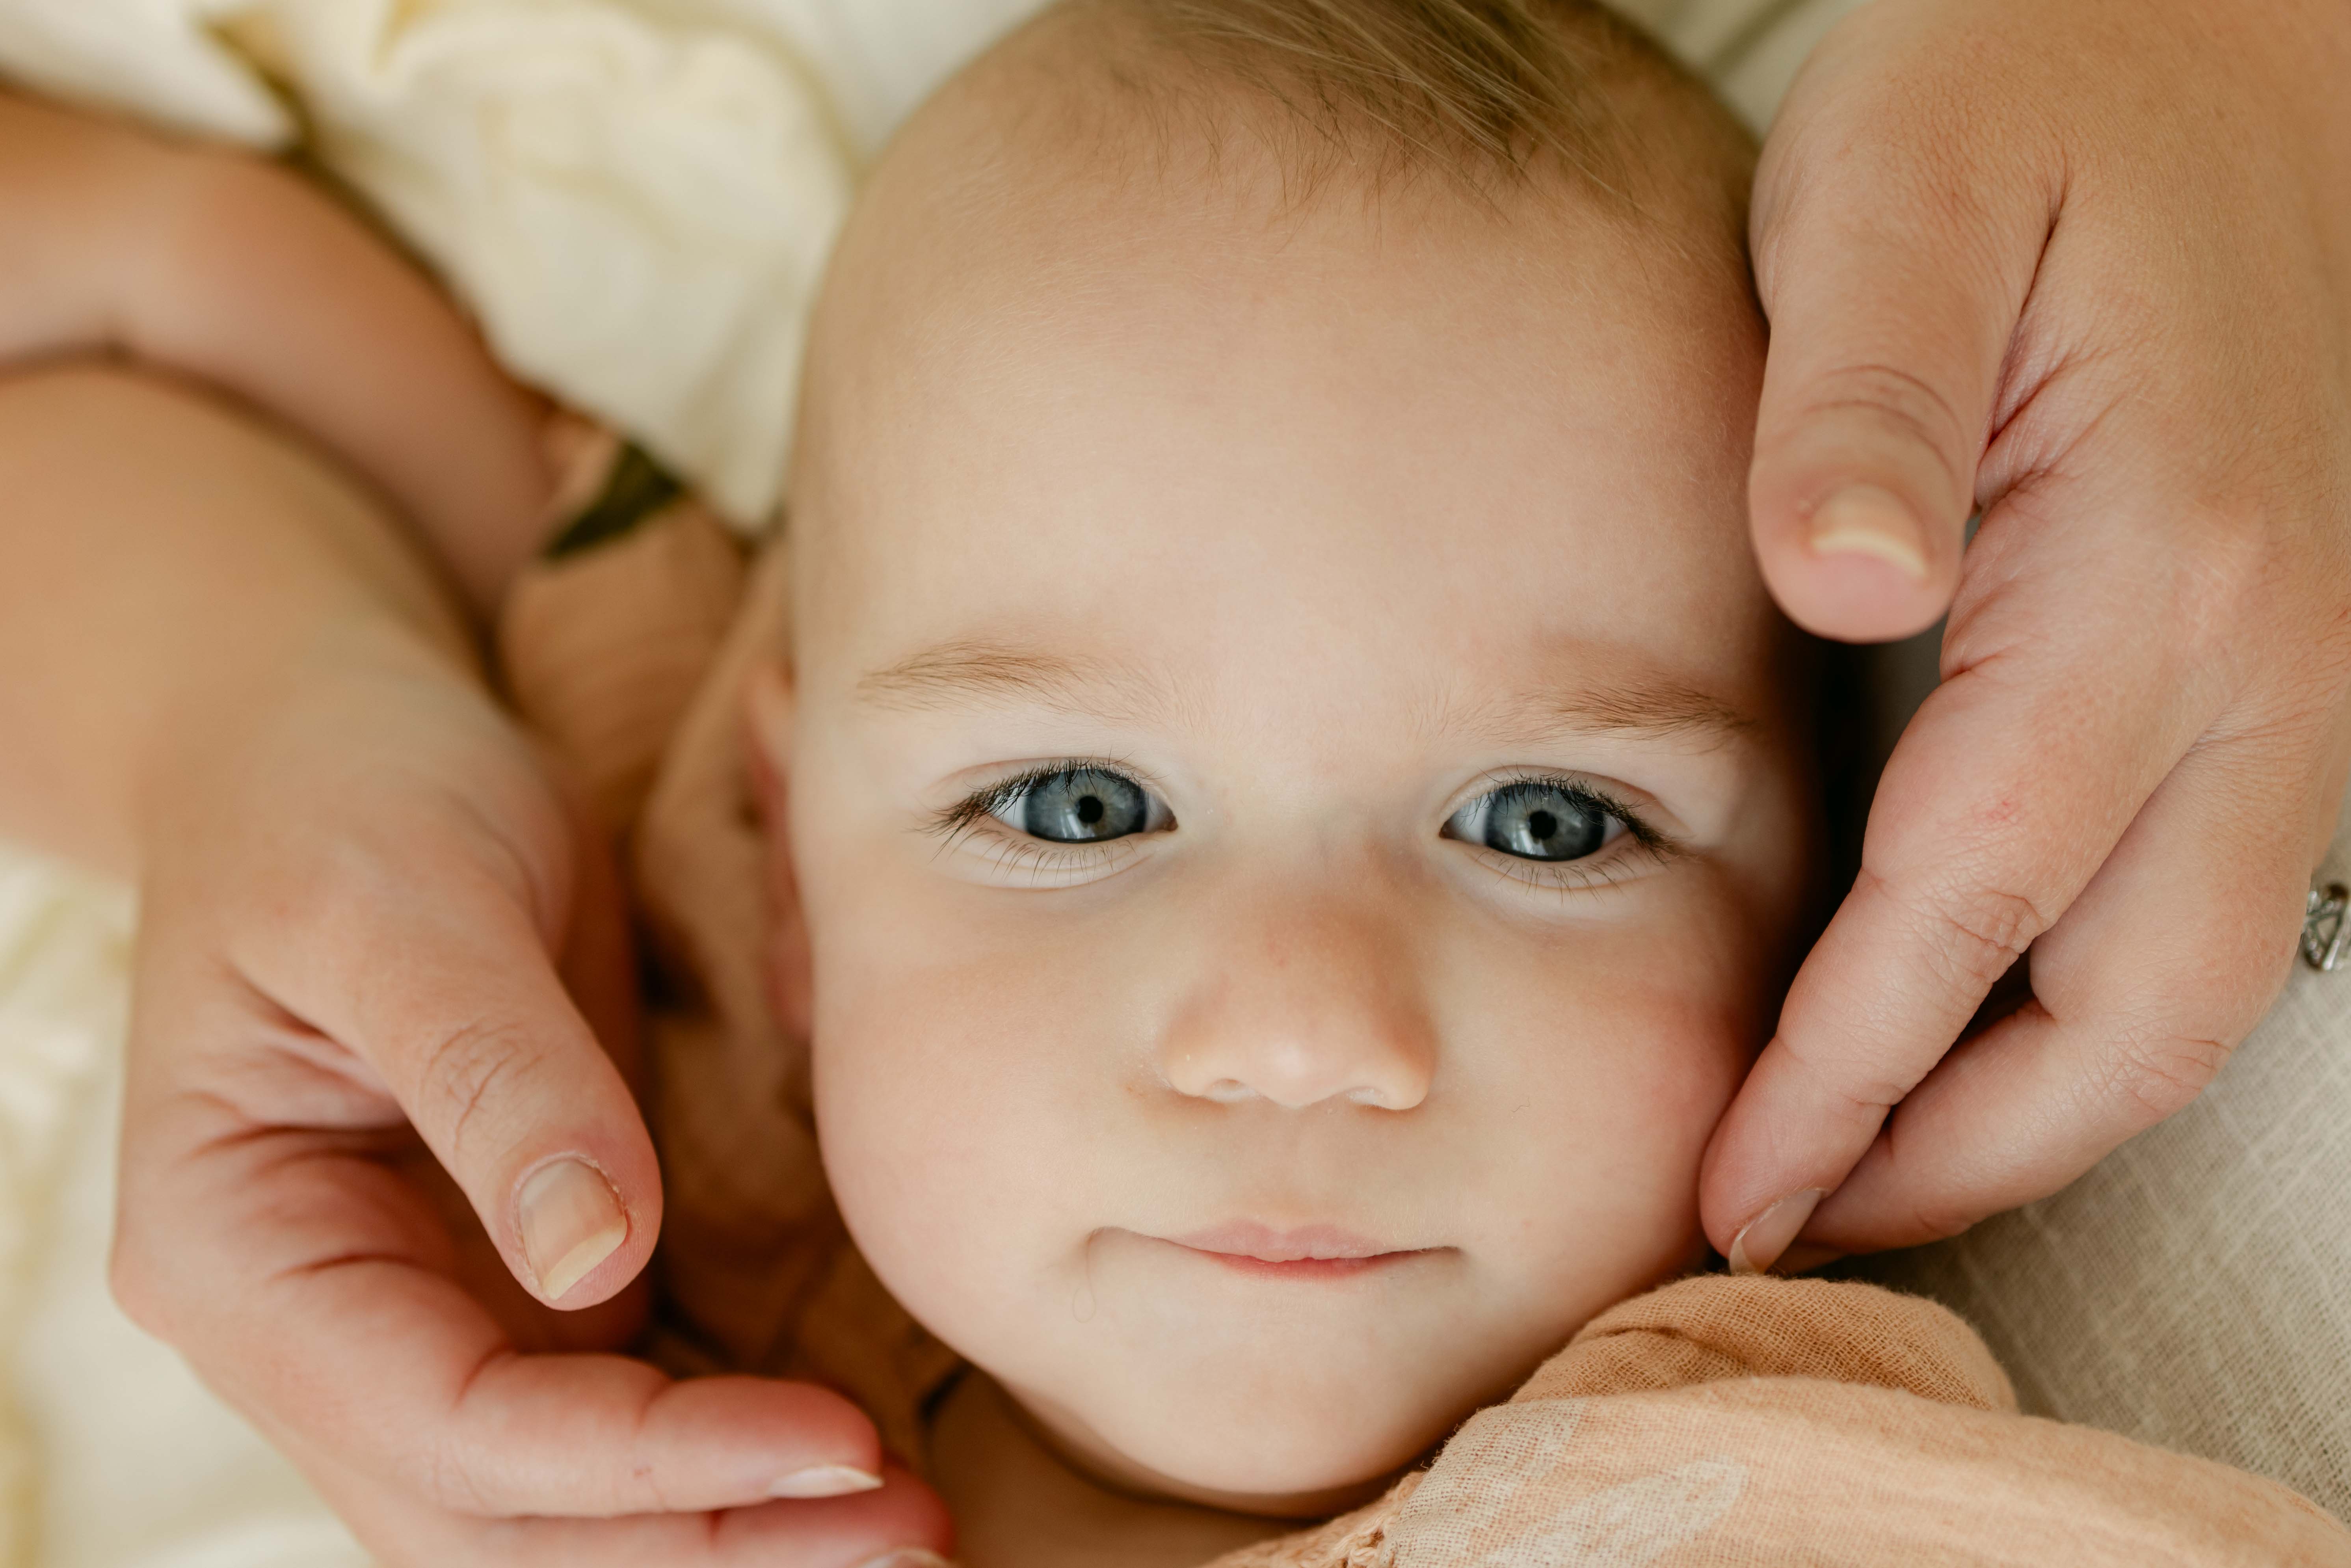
xmin=236 ymin=817 xmax=662 ymax=1311
xmin=1698 ymin=516 xmax=2225 ymax=1269
xmin=1797 ymin=729 xmax=2331 ymax=1255
xmin=1745 ymin=28 xmax=2054 ymax=642
xmin=306 ymin=1441 xmax=954 ymax=1568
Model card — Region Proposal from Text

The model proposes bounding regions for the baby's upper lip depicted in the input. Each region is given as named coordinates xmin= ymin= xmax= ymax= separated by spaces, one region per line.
xmin=1166 ymin=1221 xmax=1419 ymax=1263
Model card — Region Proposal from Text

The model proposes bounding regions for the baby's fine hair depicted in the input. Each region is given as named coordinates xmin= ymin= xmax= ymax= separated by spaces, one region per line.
xmin=1065 ymin=0 xmax=1751 ymax=208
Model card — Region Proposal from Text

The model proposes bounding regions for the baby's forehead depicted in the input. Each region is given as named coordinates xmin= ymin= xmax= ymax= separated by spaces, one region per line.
xmin=798 ymin=0 xmax=1756 ymax=435
xmin=787 ymin=13 xmax=1782 ymax=730
xmin=808 ymin=174 xmax=1766 ymax=661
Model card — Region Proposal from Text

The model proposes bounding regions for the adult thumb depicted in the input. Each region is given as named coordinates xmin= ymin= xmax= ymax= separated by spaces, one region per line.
xmin=1746 ymin=73 xmax=2052 ymax=643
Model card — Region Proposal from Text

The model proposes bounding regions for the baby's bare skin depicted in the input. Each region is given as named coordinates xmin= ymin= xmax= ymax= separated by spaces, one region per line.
xmin=759 ymin=17 xmax=1809 ymax=1560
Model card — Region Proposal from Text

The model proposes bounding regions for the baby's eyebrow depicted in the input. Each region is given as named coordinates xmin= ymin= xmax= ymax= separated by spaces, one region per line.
xmin=856 ymin=639 xmax=1166 ymax=722
xmin=1439 ymin=675 xmax=1762 ymax=753
xmin=1542 ymin=682 xmax=1760 ymax=744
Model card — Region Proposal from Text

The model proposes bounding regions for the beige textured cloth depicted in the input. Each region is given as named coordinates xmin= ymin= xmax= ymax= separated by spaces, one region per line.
xmin=497 ymin=508 xmax=2351 ymax=1566
xmin=1212 ymin=1276 xmax=2349 ymax=1567
xmin=1858 ymin=863 xmax=2351 ymax=1515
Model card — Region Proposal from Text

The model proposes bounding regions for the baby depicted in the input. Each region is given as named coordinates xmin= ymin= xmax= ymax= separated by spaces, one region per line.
xmin=739 ymin=0 xmax=1804 ymax=1554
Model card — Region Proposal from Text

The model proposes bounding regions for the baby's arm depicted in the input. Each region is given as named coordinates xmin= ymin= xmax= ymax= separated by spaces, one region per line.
xmin=0 ymin=89 xmax=551 ymax=616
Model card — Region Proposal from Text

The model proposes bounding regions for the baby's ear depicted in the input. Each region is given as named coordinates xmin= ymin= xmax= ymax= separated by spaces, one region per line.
xmin=743 ymin=660 xmax=814 ymax=1042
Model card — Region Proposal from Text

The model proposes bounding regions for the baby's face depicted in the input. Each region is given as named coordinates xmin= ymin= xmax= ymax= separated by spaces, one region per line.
xmin=766 ymin=110 xmax=1811 ymax=1515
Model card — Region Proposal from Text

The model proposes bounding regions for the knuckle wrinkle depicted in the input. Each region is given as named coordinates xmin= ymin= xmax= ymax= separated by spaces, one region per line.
xmin=415 ymin=1018 xmax=545 ymax=1170
xmin=1795 ymin=361 xmax=1974 ymax=493
xmin=1885 ymin=871 xmax=2050 ymax=991
xmin=2107 ymin=1032 xmax=2232 ymax=1127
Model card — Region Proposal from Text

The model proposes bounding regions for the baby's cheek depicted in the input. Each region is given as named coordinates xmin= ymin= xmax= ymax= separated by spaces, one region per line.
xmin=815 ymin=976 xmax=997 ymax=1255
xmin=1454 ymin=952 xmax=1751 ymax=1321
xmin=809 ymin=930 xmax=1102 ymax=1363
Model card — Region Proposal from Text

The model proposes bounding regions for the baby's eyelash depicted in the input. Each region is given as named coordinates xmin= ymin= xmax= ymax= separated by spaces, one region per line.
xmin=1458 ymin=773 xmax=1681 ymax=893
xmin=1551 ymin=778 xmax=1671 ymax=855
xmin=926 ymin=760 xmax=1145 ymax=854
xmin=952 ymin=829 xmax=1105 ymax=880
xmin=929 ymin=768 xmax=1039 ymax=844
xmin=1471 ymin=837 xmax=1668 ymax=895
xmin=1464 ymin=771 xmax=1673 ymax=846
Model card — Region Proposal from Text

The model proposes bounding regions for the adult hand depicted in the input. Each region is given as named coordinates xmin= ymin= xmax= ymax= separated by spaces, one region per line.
xmin=123 ymin=655 xmax=949 ymax=1566
xmin=1702 ymin=0 xmax=2351 ymax=1272
xmin=0 ymin=366 xmax=948 ymax=1566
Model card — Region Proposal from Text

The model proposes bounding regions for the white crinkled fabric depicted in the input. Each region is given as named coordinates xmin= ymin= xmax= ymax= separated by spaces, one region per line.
xmin=0 ymin=850 xmax=371 ymax=1568
xmin=244 ymin=0 xmax=862 ymax=526
xmin=0 ymin=0 xmax=1043 ymax=526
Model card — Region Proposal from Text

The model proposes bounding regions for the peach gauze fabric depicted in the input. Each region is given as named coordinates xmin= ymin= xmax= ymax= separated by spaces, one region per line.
xmin=1211 ymin=1277 xmax=2349 ymax=1566
xmin=496 ymin=506 xmax=2351 ymax=1568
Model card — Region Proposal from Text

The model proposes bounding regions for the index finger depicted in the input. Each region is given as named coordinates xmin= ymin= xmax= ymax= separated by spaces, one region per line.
xmin=1797 ymin=731 xmax=2322 ymax=1256
xmin=1700 ymin=527 xmax=2222 ymax=1267
xmin=302 ymin=1445 xmax=953 ymax=1568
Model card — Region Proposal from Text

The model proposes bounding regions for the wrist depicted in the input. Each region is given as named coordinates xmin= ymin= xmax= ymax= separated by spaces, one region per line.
xmin=133 ymin=144 xmax=560 ymax=621
xmin=130 ymin=564 xmax=487 ymax=835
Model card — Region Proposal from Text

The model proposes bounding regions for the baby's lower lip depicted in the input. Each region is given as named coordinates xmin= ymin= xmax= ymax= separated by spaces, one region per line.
xmin=1181 ymin=1250 xmax=1428 ymax=1280
xmin=1160 ymin=1224 xmax=1440 ymax=1278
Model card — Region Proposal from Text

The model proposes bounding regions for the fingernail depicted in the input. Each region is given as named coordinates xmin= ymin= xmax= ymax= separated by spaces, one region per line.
xmin=767 ymin=1464 xmax=884 ymax=1499
xmin=852 ymin=1553 xmax=953 ymax=1568
xmin=1808 ymin=486 xmax=1929 ymax=581
xmin=1726 ymin=1188 xmax=1825 ymax=1276
xmin=517 ymin=1157 xmax=628 ymax=1302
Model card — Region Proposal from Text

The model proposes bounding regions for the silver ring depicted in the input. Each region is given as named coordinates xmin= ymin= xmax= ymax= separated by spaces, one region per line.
xmin=2304 ymin=882 xmax=2349 ymax=973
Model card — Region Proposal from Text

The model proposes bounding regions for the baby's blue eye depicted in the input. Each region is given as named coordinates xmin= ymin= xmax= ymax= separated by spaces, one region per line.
xmin=1446 ymin=781 xmax=1620 ymax=862
xmin=991 ymin=767 xmax=1153 ymax=843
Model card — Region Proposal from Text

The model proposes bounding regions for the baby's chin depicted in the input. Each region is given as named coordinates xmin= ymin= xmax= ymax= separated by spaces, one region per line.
xmin=999 ymin=1334 xmax=1523 ymax=1518
xmin=1017 ymin=1391 xmax=1417 ymax=1518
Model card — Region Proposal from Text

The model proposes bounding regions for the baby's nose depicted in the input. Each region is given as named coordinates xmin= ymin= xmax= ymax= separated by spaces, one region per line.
xmin=1156 ymin=902 xmax=1435 ymax=1111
